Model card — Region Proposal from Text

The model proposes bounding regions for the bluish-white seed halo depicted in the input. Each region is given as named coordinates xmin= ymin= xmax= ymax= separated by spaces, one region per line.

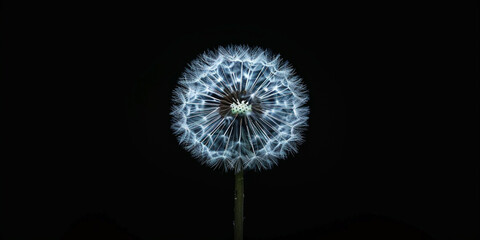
xmin=171 ymin=45 xmax=309 ymax=171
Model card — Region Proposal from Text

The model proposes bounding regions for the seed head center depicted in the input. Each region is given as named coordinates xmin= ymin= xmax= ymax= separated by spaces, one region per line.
xmin=230 ymin=99 xmax=252 ymax=115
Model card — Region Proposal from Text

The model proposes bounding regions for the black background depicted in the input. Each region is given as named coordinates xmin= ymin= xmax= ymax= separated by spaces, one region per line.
xmin=2 ymin=2 xmax=479 ymax=240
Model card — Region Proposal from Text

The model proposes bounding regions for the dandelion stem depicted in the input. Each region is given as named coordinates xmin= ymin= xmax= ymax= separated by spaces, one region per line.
xmin=234 ymin=167 xmax=244 ymax=240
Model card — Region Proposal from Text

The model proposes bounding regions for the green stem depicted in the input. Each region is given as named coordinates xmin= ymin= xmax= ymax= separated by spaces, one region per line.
xmin=234 ymin=167 xmax=244 ymax=240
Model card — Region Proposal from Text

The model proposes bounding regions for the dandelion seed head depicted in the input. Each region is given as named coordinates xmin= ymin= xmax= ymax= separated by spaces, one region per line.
xmin=171 ymin=45 xmax=309 ymax=171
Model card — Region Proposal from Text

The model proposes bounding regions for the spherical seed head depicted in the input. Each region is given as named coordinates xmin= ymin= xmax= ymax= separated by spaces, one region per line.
xmin=170 ymin=45 xmax=309 ymax=172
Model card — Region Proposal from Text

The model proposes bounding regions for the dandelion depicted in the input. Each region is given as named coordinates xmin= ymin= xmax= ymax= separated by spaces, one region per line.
xmin=170 ymin=45 xmax=309 ymax=239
